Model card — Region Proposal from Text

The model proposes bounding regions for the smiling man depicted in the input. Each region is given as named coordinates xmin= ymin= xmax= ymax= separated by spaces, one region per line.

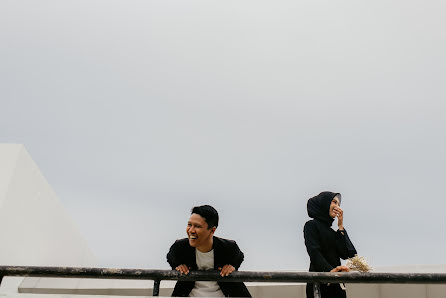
xmin=167 ymin=205 xmax=251 ymax=297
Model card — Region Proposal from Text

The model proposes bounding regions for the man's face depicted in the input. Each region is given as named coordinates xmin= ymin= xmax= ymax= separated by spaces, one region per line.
xmin=186 ymin=213 xmax=215 ymax=251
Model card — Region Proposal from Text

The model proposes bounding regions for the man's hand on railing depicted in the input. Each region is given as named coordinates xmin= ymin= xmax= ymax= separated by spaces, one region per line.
xmin=218 ymin=265 xmax=235 ymax=277
xmin=175 ymin=264 xmax=190 ymax=275
xmin=330 ymin=266 xmax=350 ymax=273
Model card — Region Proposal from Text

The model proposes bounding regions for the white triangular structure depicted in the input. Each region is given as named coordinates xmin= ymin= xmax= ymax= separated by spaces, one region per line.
xmin=0 ymin=144 xmax=96 ymax=292
xmin=0 ymin=144 xmax=161 ymax=296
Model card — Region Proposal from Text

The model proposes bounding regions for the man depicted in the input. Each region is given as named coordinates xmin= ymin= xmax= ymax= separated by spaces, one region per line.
xmin=167 ymin=205 xmax=251 ymax=297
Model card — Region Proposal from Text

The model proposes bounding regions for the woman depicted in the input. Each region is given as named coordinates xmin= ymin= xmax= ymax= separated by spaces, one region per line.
xmin=303 ymin=191 xmax=357 ymax=298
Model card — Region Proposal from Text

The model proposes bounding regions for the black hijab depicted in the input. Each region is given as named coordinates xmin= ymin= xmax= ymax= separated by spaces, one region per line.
xmin=307 ymin=191 xmax=341 ymax=225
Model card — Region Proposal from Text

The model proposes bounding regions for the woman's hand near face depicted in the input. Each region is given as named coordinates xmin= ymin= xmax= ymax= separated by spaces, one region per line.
xmin=334 ymin=206 xmax=344 ymax=230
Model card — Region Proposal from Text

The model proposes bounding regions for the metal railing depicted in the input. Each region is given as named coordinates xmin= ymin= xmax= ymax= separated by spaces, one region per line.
xmin=1 ymin=266 xmax=446 ymax=298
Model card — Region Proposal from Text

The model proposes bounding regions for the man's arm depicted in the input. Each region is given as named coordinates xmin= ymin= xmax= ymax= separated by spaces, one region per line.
xmin=167 ymin=240 xmax=191 ymax=275
xmin=218 ymin=240 xmax=244 ymax=276
xmin=229 ymin=241 xmax=244 ymax=269
xmin=166 ymin=240 xmax=179 ymax=269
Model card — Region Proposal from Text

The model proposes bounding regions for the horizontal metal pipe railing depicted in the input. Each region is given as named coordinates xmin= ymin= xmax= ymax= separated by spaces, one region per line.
xmin=1 ymin=266 xmax=446 ymax=283
xmin=1 ymin=266 xmax=446 ymax=297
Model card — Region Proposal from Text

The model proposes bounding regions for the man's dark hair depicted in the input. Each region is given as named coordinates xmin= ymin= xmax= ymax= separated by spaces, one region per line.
xmin=191 ymin=205 xmax=219 ymax=229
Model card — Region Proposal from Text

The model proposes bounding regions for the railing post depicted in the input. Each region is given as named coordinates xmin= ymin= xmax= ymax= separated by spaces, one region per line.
xmin=153 ymin=279 xmax=161 ymax=296
xmin=313 ymin=282 xmax=321 ymax=298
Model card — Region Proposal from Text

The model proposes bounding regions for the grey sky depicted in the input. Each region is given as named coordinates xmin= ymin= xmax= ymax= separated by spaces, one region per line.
xmin=1 ymin=0 xmax=446 ymax=270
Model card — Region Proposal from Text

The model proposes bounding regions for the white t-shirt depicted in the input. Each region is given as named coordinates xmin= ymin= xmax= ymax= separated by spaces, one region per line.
xmin=189 ymin=249 xmax=225 ymax=297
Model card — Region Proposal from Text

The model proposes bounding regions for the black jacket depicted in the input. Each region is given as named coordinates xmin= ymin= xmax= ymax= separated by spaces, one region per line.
xmin=304 ymin=220 xmax=356 ymax=272
xmin=167 ymin=236 xmax=251 ymax=297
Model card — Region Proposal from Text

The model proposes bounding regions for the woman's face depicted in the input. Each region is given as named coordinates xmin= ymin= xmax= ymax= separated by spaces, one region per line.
xmin=329 ymin=195 xmax=341 ymax=218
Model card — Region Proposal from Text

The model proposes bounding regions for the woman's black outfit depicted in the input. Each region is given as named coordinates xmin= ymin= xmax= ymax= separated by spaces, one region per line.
xmin=303 ymin=192 xmax=357 ymax=298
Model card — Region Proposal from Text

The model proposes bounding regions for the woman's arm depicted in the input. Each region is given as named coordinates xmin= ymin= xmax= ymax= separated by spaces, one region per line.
xmin=335 ymin=228 xmax=357 ymax=259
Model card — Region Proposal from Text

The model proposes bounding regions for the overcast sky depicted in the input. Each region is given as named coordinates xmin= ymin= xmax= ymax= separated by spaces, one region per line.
xmin=1 ymin=0 xmax=446 ymax=271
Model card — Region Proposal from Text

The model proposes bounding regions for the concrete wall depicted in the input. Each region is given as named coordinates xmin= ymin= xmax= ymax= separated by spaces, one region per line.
xmin=19 ymin=281 xmax=308 ymax=298
xmin=18 ymin=279 xmax=446 ymax=298
xmin=347 ymin=283 xmax=446 ymax=298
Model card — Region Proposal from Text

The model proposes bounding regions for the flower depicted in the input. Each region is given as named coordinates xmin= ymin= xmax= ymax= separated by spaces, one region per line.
xmin=346 ymin=255 xmax=372 ymax=272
